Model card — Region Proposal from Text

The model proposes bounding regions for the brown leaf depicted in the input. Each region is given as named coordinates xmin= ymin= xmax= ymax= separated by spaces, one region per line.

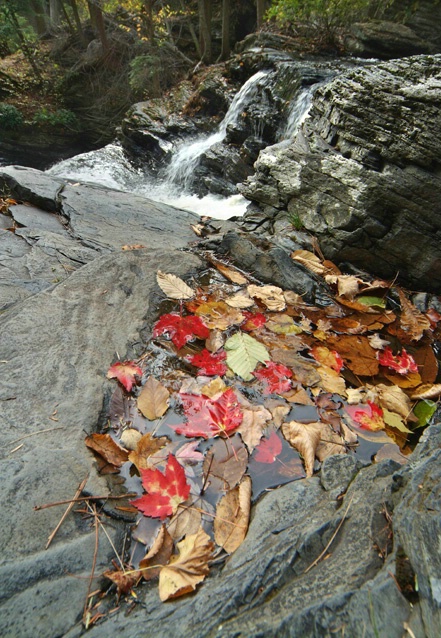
xmin=137 ymin=376 xmax=170 ymax=420
xmin=196 ymin=301 xmax=244 ymax=330
xmin=205 ymin=329 xmax=224 ymax=353
xmin=264 ymin=400 xmax=291 ymax=427
xmin=326 ymin=274 xmax=361 ymax=300
xmin=210 ymin=261 xmax=248 ymax=285
xmin=397 ymin=288 xmax=431 ymax=341
xmin=139 ymin=525 xmax=174 ymax=581
xmin=316 ymin=365 xmax=346 ymax=395
xmin=266 ymin=313 xmax=303 ymax=335
xmin=85 ymin=433 xmax=129 ymax=468
xmin=280 ymin=387 xmax=314 ymax=405
xmin=271 ymin=351 xmax=321 ymax=386
xmin=410 ymin=383 xmax=441 ymax=400
xmin=104 ymin=567 xmax=141 ymax=596
xmin=383 ymin=370 xmax=422 ymax=389
xmin=237 ymin=404 xmax=272 ymax=453
xmin=158 ymin=527 xmax=214 ymax=601
xmin=291 ymin=250 xmax=326 ymax=275
xmin=167 ymin=503 xmax=202 ymax=542
xmin=214 ymin=476 xmax=251 ymax=554
xmin=203 ymin=436 xmax=248 ymax=491
xmin=225 ymin=292 xmax=255 ymax=308
xmin=199 ymin=376 xmax=227 ymax=399
xmin=371 ymin=384 xmax=412 ymax=420
xmin=247 ymin=284 xmax=286 ymax=311
xmin=281 ymin=421 xmax=322 ymax=477
xmin=374 ymin=443 xmax=408 ymax=465
xmin=411 ymin=342 xmax=439 ymax=384
xmin=120 ymin=428 xmax=142 ymax=451
xmin=128 ymin=433 xmax=170 ymax=471
xmin=326 ymin=335 xmax=379 ymax=376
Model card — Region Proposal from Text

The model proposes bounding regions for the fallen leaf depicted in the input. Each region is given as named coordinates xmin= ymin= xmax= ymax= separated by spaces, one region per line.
xmin=225 ymin=292 xmax=255 ymax=308
xmin=266 ymin=313 xmax=303 ymax=335
xmin=167 ymin=502 xmax=202 ymax=541
xmin=280 ymin=387 xmax=314 ymax=405
xmin=374 ymin=443 xmax=408 ymax=465
xmin=397 ymin=288 xmax=431 ymax=341
xmin=412 ymin=399 xmax=437 ymax=428
xmin=383 ymin=409 xmax=412 ymax=434
xmin=210 ymin=261 xmax=248 ymax=285
xmin=138 ymin=376 xmax=170 ymax=420
xmin=372 ymin=384 xmax=412 ymax=420
xmin=326 ymin=335 xmax=379 ymax=376
xmin=158 ymin=527 xmax=214 ymax=601
xmin=410 ymin=383 xmax=441 ymax=400
xmin=241 ymin=311 xmax=267 ymax=331
xmin=120 ymin=428 xmax=143 ymax=450
xmin=368 ymin=333 xmax=391 ymax=349
xmin=205 ymin=329 xmax=224 ymax=353
xmin=284 ymin=291 xmax=303 ymax=305
xmin=356 ymin=296 xmax=386 ymax=309
xmin=104 ymin=566 xmax=141 ymax=596
xmin=153 ymin=313 xmax=210 ymax=349
xmin=156 ymin=271 xmax=195 ymax=300
xmin=214 ymin=476 xmax=251 ymax=553
xmin=237 ymin=404 xmax=272 ymax=452
xmin=265 ymin=400 xmax=291 ymax=427
xmin=316 ymin=365 xmax=346 ymax=395
xmin=310 ymin=346 xmax=344 ymax=372
xmin=281 ymin=420 xmax=322 ymax=476
xmin=411 ymin=342 xmax=439 ymax=384
xmin=175 ymin=441 xmax=204 ymax=464
xmin=271 ymin=352 xmax=321 ymax=386
xmin=377 ymin=347 xmax=418 ymax=375
xmin=253 ymin=361 xmax=292 ymax=394
xmin=344 ymin=402 xmax=385 ymax=431
xmin=139 ymin=525 xmax=174 ymax=580
xmin=254 ymin=431 xmax=283 ymax=463
xmin=224 ymin=332 xmax=270 ymax=381
xmin=383 ymin=370 xmax=422 ymax=389
xmin=195 ymin=301 xmax=244 ymax=330
xmin=107 ymin=360 xmax=143 ymax=392
xmin=128 ymin=433 xmax=170 ymax=471
xmin=247 ymin=284 xmax=286 ymax=311
xmin=85 ymin=433 xmax=129 ymax=467
xmin=203 ymin=436 xmax=248 ymax=490
xmin=291 ymin=249 xmax=326 ymax=275
xmin=186 ymin=349 xmax=227 ymax=376
xmin=171 ymin=388 xmax=243 ymax=439
xmin=199 ymin=376 xmax=227 ymax=399
xmin=130 ymin=454 xmax=191 ymax=520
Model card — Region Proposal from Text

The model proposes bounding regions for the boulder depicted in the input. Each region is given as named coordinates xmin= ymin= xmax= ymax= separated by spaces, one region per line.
xmin=240 ymin=55 xmax=441 ymax=293
xmin=345 ymin=21 xmax=433 ymax=59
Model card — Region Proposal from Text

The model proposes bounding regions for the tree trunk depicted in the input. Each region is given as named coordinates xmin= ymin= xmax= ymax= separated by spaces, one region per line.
xmin=179 ymin=0 xmax=201 ymax=57
xmin=2 ymin=5 xmax=42 ymax=80
xmin=29 ymin=0 xmax=48 ymax=35
xmin=67 ymin=0 xmax=87 ymax=45
xmin=49 ymin=0 xmax=61 ymax=27
xmin=256 ymin=0 xmax=265 ymax=28
xmin=141 ymin=1 xmax=155 ymax=43
xmin=220 ymin=0 xmax=230 ymax=60
xmin=198 ymin=0 xmax=212 ymax=63
xmin=87 ymin=1 xmax=109 ymax=53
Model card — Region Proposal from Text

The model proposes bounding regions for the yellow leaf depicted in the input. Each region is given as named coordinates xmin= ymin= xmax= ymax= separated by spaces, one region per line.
xmin=158 ymin=528 xmax=214 ymax=601
xmin=137 ymin=376 xmax=170 ymax=420
xmin=214 ymin=476 xmax=251 ymax=554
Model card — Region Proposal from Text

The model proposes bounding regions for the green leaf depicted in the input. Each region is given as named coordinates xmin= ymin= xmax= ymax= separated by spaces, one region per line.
xmin=224 ymin=332 xmax=270 ymax=381
xmin=383 ymin=409 xmax=412 ymax=434
xmin=356 ymin=296 xmax=386 ymax=309
xmin=413 ymin=400 xmax=437 ymax=428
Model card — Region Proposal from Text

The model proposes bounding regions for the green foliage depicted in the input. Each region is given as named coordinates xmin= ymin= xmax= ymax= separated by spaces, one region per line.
xmin=289 ymin=211 xmax=304 ymax=230
xmin=129 ymin=53 xmax=161 ymax=94
xmin=31 ymin=108 xmax=78 ymax=128
xmin=0 ymin=103 xmax=24 ymax=129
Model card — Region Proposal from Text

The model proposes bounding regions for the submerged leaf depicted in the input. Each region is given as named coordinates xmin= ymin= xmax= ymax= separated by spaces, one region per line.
xmin=158 ymin=527 xmax=214 ymax=601
xmin=138 ymin=376 xmax=170 ymax=420
xmin=377 ymin=347 xmax=418 ymax=375
xmin=128 ymin=433 xmax=169 ymax=471
xmin=153 ymin=313 xmax=210 ymax=350
xmin=254 ymin=431 xmax=283 ymax=464
xmin=224 ymin=332 xmax=270 ymax=381
xmin=253 ymin=361 xmax=292 ymax=394
xmin=186 ymin=349 xmax=227 ymax=376
xmin=195 ymin=301 xmax=244 ymax=330
xmin=171 ymin=388 xmax=243 ymax=439
xmin=107 ymin=360 xmax=142 ymax=392
xmin=247 ymin=284 xmax=286 ymax=311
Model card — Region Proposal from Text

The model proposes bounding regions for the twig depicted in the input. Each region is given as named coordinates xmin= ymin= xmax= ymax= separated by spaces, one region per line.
xmin=304 ymin=493 xmax=354 ymax=574
xmin=95 ymin=514 xmax=125 ymax=572
xmin=34 ymin=493 xmax=137 ymax=510
xmin=45 ymin=475 xmax=89 ymax=549
xmin=403 ymin=622 xmax=416 ymax=638
xmin=83 ymin=503 xmax=100 ymax=628
xmin=3 ymin=427 xmax=65 ymax=449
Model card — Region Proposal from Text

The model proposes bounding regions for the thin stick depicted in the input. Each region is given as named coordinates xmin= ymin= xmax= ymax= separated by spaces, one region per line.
xmin=35 ymin=493 xmax=137 ymax=510
xmin=304 ymin=494 xmax=354 ymax=574
xmin=83 ymin=503 xmax=100 ymax=628
xmin=95 ymin=515 xmax=125 ymax=571
xmin=45 ymin=476 xmax=89 ymax=549
xmin=4 ymin=427 xmax=65 ymax=448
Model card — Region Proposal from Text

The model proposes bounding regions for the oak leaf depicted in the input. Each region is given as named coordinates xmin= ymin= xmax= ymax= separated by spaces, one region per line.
xmin=158 ymin=527 xmax=214 ymax=601
xmin=153 ymin=313 xmax=210 ymax=350
xmin=214 ymin=476 xmax=251 ymax=554
xmin=224 ymin=332 xmax=270 ymax=381
xmin=107 ymin=360 xmax=142 ymax=392
xmin=185 ymin=348 xmax=227 ymax=376
xmin=156 ymin=271 xmax=195 ymax=300
xmin=137 ymin=376 xmax=170 ymax=420
xmin=130 ymin=454 xmax=190 ymax=520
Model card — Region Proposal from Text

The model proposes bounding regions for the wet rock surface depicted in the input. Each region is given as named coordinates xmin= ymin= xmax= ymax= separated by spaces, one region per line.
xmin=240 ymin=54 xmax=441 ymax=293
xmin=1 ymin=166 xmax=440 ymax=638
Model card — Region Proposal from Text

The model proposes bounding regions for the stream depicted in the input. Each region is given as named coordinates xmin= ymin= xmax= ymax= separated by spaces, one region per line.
xmin=46 ymin=72 xmax=317 ymax=220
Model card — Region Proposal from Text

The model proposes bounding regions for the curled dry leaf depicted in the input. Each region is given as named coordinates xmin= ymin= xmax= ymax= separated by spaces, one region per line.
xmin=199 ymin=376 xmax=227 ymax=399
xmin=120 ymin=428 xmax=143 ymax=451
xmin=103 ymin=566 xmax=142 ymax=596
xmin=214 ymin=476 xmax=252 ymax=554
xmin=247 ymin=284 xmax=286 ymax=311
xmin=410 ymin=383 xmax=441 ymax=400
xmin=291 ymin=249 xmax=326 ymax=275
xmin=237 ymin=403 xmax=272 ymax=453
xmin=210 ymin=261 xmax=248 ymax=285
xmin=128 ymin=433 xmax=170 ymax=471
xmin=371 ymin=383 xmax=412 ymax=420
xmin=85 ymin=433 xmax=129 ymax=468
xmin=158 ymin=527 xmax=215 ymax=601
xmin=137 ymin=376 xmax=170 ymax=421
xmin=139 ymin=525 xmax=174 ymax=581
xmin=205 ymin=329 xmax=224 ymax=353
xmin=225 ymin=292 xmax=255 ymax=308
xmin=156 ymin=271 xmax=195 ymax=300
xmin=397 ymin=288 xmax=430 ymax=341
xmin=281 ymin=420 xmax=322 ymax=477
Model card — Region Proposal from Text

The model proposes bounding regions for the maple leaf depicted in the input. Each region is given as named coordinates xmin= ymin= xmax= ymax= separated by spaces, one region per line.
xmin=310 ymin=346 xmax=343 ymax=373
xmin=241 ymin=311 xmax=267 ymax=331
xmin=156 ymin=271 xmax=195 ymax=300
xmin=137 ymin=376 xmax=170 ymax=420
xmin=107 ymin=360 xmax=142 ymax=392
xmin=153 ymin=313 xmax=210 ymax=349
xmin=214 ymin=476 xmax=251 ymax=554
xmin=158 ymin=527 xmax=214 ymax=601
xmin=345 ymin=402 xmax=385 ymax=431
xmin=377 ymin=347 xmax=418 ymax=375
xmin=130 ymin=454 xmax=190 ymax=520
xmin=171 ymin=388 xmax=243 ymax=439
xmin=254 ymin=431 xmax=283 ymax=463
xmin=224 ymin=332 xmax=270 ymax=381
xmin=185 ymin=348 xmax=227 ymax=376
xmin=253 ymin=361 xmax=292 ymax=394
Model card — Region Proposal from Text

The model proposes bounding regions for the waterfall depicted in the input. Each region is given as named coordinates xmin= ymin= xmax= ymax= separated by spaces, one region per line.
xmin=164 ymin=70 xmax=269 ymax=189
xmin=278 ymin=85 xmax=316 ymax=140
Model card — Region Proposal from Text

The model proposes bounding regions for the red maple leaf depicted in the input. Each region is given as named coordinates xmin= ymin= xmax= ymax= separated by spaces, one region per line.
xmin=185 ymin=348 xmax=227 ymax=376
xmin=241 ymin=311 xmax=267 ymax=331
xmin=130 ymin=454 xmax=190 ymax=519
xmin=153 ymin=313 xmax=210 ymax=350
xmin=377 ymin=346 xmax=418 ymax=375
xmin=107 ymin=360 xmax=142 ymax=392
xmin=254 ymin=431 xmax=283 ymax=463
xmin=170 ymin=388 xmax=243 ymax=439
xmin=345 ymin=401 xmax=385 ymax=431
xmin=253 ymin=361 xmax=292 ymax=394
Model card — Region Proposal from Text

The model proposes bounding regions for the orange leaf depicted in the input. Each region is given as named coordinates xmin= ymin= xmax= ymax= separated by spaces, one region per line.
xmin=85 ymin=433 xmax=129 ymax=467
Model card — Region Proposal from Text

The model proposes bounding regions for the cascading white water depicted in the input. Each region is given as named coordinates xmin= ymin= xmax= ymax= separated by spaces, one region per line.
xmin=47 ymin=71 xmax=314 ymax=220
xmin=164 ymin=70 xmax=269 ymax=189
xmin=278 ymin=85 xmax=315 ymax=140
